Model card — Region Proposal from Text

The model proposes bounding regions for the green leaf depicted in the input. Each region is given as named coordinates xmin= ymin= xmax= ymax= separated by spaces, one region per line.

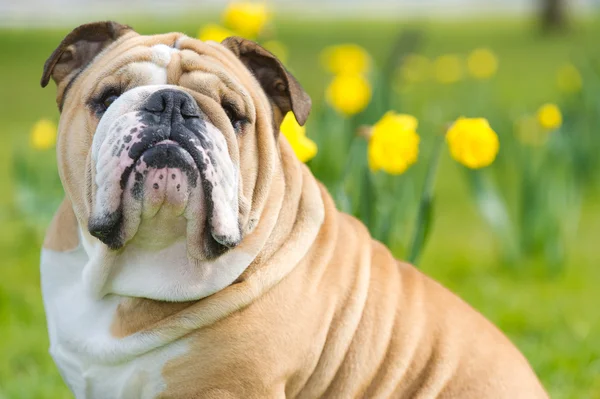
xmin=468 ymin=168 xmax=519 ymax=264
xmin=407 ymin=134 xmax=443 ymax=265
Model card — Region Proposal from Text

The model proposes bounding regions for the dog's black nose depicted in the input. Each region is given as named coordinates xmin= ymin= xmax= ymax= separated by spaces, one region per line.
xmin=144 ymin=89 xmax=200 ymax=121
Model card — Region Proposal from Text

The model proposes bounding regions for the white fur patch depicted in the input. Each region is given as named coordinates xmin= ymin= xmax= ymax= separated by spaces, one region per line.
xmin=105 ymin=239 xmax=254 ymax=301
xmin=92 ymin=85 xmax=161 ymax=163
xmin=41 ymin=246 xmax=189 ymax=398
xmin=151 ymin=44 xmax=179 ymax=67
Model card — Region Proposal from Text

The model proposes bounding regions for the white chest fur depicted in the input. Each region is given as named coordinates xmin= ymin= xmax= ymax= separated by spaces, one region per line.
xmin=40 ymin=247 xmax=189 ymax=399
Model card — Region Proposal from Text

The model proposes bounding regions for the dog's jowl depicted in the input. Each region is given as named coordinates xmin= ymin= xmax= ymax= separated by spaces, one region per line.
xmin=40 ymin=21 xmax=548 ymax=398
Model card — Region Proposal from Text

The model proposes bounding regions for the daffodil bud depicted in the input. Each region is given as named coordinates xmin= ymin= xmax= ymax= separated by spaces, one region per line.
xmin=368 ymin=111 xmax=420 ymax=175
xmin=446 ymin=117 xmax=499 ymax=169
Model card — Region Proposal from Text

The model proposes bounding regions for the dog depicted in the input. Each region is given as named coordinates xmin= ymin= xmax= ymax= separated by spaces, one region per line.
xmin=40 ymin=21 xmax=548 ymax=398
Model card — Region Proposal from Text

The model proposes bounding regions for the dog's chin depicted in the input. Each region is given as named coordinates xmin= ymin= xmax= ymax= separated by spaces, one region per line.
xmin=88 ymin=141 xmax=225 ymax=259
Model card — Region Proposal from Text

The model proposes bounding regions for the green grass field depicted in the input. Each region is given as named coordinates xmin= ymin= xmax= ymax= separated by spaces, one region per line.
xmin=1 ymin=15 xmax=600 ymax=398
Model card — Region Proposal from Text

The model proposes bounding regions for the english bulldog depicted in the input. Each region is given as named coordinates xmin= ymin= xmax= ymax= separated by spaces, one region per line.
xmin=40 ymin=21 xmax=548 ymax=398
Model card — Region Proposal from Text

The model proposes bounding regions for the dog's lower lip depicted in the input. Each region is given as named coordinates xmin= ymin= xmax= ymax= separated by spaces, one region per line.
xmin=119 ymin=139 xmax=182 ymax=189
xmin=141 ymin=141 xmax=198 ymax=175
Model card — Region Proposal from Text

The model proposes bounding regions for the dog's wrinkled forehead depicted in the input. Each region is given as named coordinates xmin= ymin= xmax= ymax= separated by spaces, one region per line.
xmin=41 ymin=21 xmax=311 ymax=127
xmin=87 ymin=39 xmax=253 ymax=115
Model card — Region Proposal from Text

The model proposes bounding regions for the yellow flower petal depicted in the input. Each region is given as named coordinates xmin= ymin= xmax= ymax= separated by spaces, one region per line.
xmin=537 ymin=103 xmax=562 ymax=130
xmin=289 ymin=133 xmax=318 ymax=163
xmin=326 ymin=73 xmax=372 ymax=116
xmin=467 ymin=48 xmax=498 ymax=80
xmin=197 ymin=24 xmax=235 ymax=42
xmin=280 ymin=110 xmax=305 ymax=138
xmin=434 ymin=54 xmax=463 ymax=84
xmin=30 ymin=119 xmax=57 ymax=150
xmin=280 ymin=112 xmax=317 ymax=163
xmin=368 ymin=111 xmax=420 ymax=175
xmin=446 ymin=117 xmax=499 ymax=169
xmin=222 ymin=1 xmax=269 ymax=39
xmin=398 ymin=115 xmax=418 ymax=131
xmin=556 ymin=64 xmax=582 ymax=94
xmin=320 ymin=44 xmax=371 ymax=75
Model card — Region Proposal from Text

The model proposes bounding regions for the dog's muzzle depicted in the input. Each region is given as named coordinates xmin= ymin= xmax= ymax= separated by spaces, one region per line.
xmin=88 ymin=86 xmax=240 ymax=255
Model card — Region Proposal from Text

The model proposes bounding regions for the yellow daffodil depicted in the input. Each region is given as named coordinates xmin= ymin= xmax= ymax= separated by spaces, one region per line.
xmin=556 ymin=64 xmax=582 ymax=93
xmin=368 ymin=111 xmax=420 ymax=175
xmin=197 ymin=24 xmax=235 ymax=42
xmin=280 ymin=112 xmax=317 ymax=162
xmin=467 ymin=48 xmax=498 ymax=80
xmin=399 ymin=53 xmax=431 ymax=84
xmin=262 ymin=40 xmax=288 ymax=64
xmin=434 ymin=54 xmax=463 ymax=84
xmin=389 ymin=113 xmax=418 ymax=131
xmin=320 ymin=44 xmax=371 ymax=75
xmin=326 ymin=73 xmax=372 ymax=116
xmin=30 ymin=119 xmax=57 ymax=150
xmin=222 ymin=1 xmax=269 ymax=39
xmin=537 ymin=103 xmax=562 ymax=130
xmin=446 ymin=117 xmax=499 ymax=169
xmin=515 ymin=115 xmax=548 ymax=147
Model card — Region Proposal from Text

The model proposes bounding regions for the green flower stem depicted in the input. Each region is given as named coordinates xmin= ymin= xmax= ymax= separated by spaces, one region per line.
xmin=337 ymin=136 xmax=364 ymax=214
xmin=382 ymin=29 xmax=423 ymax=110
xmin=376 ymin=174 xmax=403 ymax=245
xmin=468 ymin=168 xmax=520 ymax=265
xmin=407 ymin=134 xmax=444 ymax=265
xmin=360 ymin=165 xmax=375 ymax=231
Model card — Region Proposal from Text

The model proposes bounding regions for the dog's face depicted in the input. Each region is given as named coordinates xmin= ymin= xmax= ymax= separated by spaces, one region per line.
xmin=42 ymin=22 xmax=311 ymax=299
xmin=43 ymin=22 xmax=310 ymax=256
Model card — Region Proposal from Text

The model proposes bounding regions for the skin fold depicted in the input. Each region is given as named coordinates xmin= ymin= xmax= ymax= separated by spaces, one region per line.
xmin=41 ymin=21 xmax=548 ymax=398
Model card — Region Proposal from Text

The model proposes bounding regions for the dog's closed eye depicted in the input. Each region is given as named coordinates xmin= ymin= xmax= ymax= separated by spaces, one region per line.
xmin=101 ymin=92 xmax=120 ymax=110
xmin=222 ymin=101 xmax=247 ymax=132
xmin=90 ymin=86 xmax=122 ymax=116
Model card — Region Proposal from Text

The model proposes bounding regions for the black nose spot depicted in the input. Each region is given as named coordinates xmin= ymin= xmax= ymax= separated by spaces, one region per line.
xmin=144 ymin=89 xmax=200 ymax=120
xmin=88 ymin=210 xmax=124 ymax=250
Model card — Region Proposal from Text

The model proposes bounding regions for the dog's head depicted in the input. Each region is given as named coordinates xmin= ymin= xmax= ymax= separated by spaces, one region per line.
xmin=42 ymin=21 xmax=312 ymax=299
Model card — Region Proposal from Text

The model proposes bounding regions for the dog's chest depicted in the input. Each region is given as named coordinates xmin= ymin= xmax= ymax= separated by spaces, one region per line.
xmin=41 ymin=247 xmax=188 ymax=399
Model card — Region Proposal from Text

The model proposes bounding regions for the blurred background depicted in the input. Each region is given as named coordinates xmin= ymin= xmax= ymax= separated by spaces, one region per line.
xmin=1 ymin=0 xmax=600 ymax=398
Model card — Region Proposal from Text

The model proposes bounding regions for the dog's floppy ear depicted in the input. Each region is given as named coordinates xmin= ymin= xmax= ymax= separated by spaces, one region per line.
xmin=222 ymin=36 xmax=311 ymax=126
xmin=41 ymin=21 xmax=133 ymax=93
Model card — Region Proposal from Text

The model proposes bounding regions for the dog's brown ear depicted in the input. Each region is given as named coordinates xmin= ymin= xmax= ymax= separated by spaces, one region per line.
xmin=41 ymin=21 xmax=133 ymax=91
xmin=222 ymin=36 xmax=311 ymax=126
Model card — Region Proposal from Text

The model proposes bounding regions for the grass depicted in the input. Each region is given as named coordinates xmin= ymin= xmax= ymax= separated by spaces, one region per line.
xmin=1 ymin=15 xmax=600 ymax=398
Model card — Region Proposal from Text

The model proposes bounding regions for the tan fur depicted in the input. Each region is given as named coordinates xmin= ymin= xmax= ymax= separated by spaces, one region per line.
xmin=43 ymin=198 xmax=79 ymax=252
xmin=43 ymin=24 xmax=548 ymax=398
